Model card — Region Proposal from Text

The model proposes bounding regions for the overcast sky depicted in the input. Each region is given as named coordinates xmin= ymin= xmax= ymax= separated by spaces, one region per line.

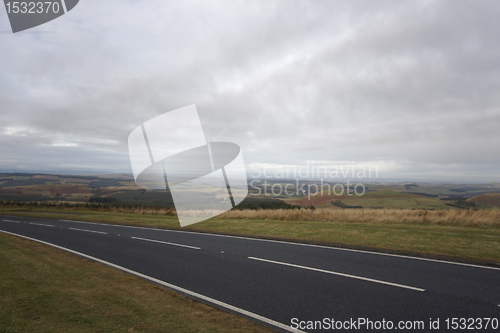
xmin=1 ymin=0 xmax=499 ymax=182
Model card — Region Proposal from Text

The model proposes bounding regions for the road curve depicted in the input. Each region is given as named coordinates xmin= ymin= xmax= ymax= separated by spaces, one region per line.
xmin=1 ymin=215 xmax=499 ymax=332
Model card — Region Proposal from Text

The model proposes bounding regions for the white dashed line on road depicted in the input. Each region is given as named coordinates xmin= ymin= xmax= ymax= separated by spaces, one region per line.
xmin=29 ymin=222 xmax=55 ymax=227
xmin=249 ymin=256 xmax=425 ymax=292
xmin=131 ymin=236 xmax=200 ymax=250
xmin=68 ymin=227 xmax=107 ymax=234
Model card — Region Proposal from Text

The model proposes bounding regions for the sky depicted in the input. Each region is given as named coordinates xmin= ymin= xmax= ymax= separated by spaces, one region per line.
xmin=1 ymin=0 xmax=499 ymax=183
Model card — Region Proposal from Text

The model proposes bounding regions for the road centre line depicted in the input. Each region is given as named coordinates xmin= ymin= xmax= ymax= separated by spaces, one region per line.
xmin=249 ymin=256 xmax=425 ymax=292
xmin=29 ymin=222 xmax=55 ymax=227
xmin=68 ymin=227 xmax=107 ymax=235
xmin=0 ymin=230 xmax=299 ymax=333
xmin=2 ymin=219 xmax=20 ymax=223
xmin=56 ymin=219 xmax=500 ymax=271
xmin=131 ymin=236 xmax=200 ymax=250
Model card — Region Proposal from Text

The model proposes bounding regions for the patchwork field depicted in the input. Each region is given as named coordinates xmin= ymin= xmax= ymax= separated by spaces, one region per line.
xmin=290 ymin=190 xmax=452 ymax=209
xmin=1 ymin=173 xmax=500 ymax=211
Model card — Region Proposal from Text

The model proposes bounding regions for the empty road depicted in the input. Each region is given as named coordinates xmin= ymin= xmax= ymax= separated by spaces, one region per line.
xmin=1 ymin=214 xmax=499 ymax=332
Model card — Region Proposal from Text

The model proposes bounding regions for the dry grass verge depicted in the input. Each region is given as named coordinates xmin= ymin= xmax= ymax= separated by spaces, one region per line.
xmin=219 ymin=208 xmax=500 ymax=227
xmin=3 ymin=201 xmax=499 ymax=227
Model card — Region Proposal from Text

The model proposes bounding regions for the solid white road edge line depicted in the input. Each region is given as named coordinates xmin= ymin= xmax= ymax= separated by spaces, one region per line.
xmin=55 ymin=218 xmax=500 ymax=271
xmin=68 ymin=227 xmax=107 ymax=235
xmin=2 ymin=219 xmax=20 ymax=223
xmin=249 ymin=256 xmax=425 ymax=292
xmin=0 ymin=230 xmax=302 ymax=333
xmin=29 ymin=222 xmax=55 ymax=227
xmin=131 ymin=236 xmax=200 ymax=250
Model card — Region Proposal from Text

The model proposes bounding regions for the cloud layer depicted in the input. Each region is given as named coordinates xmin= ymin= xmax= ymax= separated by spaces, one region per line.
xmin=1 ymin=0 xmax=499 ymax=181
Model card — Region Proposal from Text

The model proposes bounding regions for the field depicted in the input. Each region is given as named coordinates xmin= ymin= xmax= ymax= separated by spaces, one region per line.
xmin=291 ymin=190 xmax=452 ymax=209
xmin=2 ymin=173 xmax=500 ymax=211
xmin=469 ymin=193 xmax=500 ymax=207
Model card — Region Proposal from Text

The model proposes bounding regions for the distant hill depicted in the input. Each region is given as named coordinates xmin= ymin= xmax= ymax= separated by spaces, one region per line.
xmin=468 ymin=193 xmax=500 ymax=208
xmin=290 ymin=189 xmax=450 ymax=209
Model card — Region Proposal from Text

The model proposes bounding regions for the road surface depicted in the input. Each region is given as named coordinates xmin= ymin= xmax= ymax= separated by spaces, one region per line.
xmin=1 ymin=214 xmax=499 ymax=332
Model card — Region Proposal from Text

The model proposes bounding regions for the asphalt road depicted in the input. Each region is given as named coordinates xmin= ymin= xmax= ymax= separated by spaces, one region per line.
xmin=1 ymin=214 xmax=499 ymax=332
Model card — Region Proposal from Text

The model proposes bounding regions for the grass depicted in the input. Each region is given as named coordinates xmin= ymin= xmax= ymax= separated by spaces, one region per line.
xmin=405 ymin=186 xmax=455 ymax=195
xmin=0 ymin=232 xmax=274 ymax=333
xmin=5 ymin=184 xmax=93 ymax=196
xmin=10 ymin=176 xmax=30 ymax=180
xmin=1 ymin=206 xmax=500 ymax=264
xmin=220 ymin=206 xmax=500 ymax=226
xmin=334 ymin=192 xmax=448 ymax=209
xmin=290 ymin=189 xmax=452 ymax=209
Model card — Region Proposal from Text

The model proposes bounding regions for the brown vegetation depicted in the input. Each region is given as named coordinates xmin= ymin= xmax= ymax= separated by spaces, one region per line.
xmin=2 ymin=184 xmax=92 ymax=196
xmin=0 ymin=200 xmax=177 ymax=215
xmin=468 ymin=193 xmax=500 ymax=208
xmin=2 ymin=200 xmax=499 ymax=227
xmin=100 ymin=205 xmax=177 ymax=215
xmin=218 ymin=207 xmax=500 ymax=227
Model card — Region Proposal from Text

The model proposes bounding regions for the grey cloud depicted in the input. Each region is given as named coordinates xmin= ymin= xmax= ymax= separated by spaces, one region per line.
xmin=0 ymin=0 xmax=499 ymax=181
